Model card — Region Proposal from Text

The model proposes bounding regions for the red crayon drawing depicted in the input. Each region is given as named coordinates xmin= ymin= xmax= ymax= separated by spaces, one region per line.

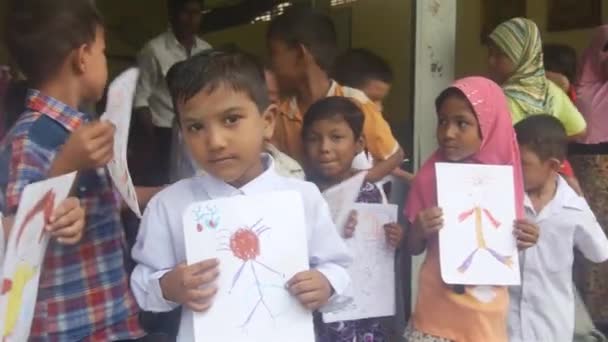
xmin=218 ymin=218 xmax=284 ymax=327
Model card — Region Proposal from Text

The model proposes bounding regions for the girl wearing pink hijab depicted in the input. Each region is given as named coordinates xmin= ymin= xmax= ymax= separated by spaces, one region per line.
xmin=570 ymin=24 xmax=608 ymax=330
xmin=403 ymin=77 xmax=538 ymax=341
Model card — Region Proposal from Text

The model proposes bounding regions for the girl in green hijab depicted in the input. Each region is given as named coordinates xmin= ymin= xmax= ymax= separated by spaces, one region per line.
xmin=488 ymin=17 xmax=587 ymax=139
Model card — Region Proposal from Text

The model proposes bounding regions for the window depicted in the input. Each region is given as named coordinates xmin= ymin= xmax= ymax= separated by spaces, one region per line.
xmin=251 ymin=2 xmax=293 ymax=23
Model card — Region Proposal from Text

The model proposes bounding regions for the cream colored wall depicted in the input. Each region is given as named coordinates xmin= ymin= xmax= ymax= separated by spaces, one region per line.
xmin=350 ymin=0 xmax=413 ymax=149
xmin=456 ymin=0 xmax=608 ymax=78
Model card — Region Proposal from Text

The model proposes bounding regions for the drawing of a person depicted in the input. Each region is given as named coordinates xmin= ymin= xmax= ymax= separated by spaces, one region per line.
xmin=2 ymin=261 xmax=36 ymax=338
xmin=1 ymin=190 xmax=54 ymax=340
xmin=457 ymin=182 xmax=512 ymax=273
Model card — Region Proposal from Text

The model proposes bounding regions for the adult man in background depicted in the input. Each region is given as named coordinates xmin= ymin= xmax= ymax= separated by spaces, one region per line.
xmin=134 ymin=0 xmax=211 ymax=185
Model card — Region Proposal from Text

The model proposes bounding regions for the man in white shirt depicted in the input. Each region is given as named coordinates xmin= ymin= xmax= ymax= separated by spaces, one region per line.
xmin=510 ymin=115 xmax=608 ymax=342
xmin=133 ymin=0 xmax=211 ymax=184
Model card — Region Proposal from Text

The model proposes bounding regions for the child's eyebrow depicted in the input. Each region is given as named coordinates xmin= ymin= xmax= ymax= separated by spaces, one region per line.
xmin=181 ymin=106 xmax=245 ymax=122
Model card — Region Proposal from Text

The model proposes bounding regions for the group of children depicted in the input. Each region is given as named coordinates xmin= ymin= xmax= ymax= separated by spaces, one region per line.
xmin=0 ymin=1 xmax=607 ymax=342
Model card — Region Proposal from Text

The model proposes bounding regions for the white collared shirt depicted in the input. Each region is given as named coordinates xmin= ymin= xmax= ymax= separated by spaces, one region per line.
xmin=134 ymin=30 xmax=212 ymax=128
xmin=508 ymin=176 xmax=608 ymax=342
xmin=130 ymin=155 xmax=352 ymax=341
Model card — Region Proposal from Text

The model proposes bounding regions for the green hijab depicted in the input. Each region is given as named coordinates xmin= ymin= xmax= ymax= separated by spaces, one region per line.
xmin=489 ymin=17 xmax=553 ymax=116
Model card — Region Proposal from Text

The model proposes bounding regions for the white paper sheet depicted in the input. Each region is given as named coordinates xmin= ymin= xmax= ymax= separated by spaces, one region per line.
xmin=321 ymin=172 xmax=366 ymax=232
xmin=101 ymin=68 xmax=141 ymax=217
xmin=322 ymin=203 xmax=397 ymax=323
xmin=182 ymin=191 xmax=314 ymax=342
xmin=436 ymin=162 xmax=520 ymax=285
xmin=0 ymin=172 xmax=77 ymax=341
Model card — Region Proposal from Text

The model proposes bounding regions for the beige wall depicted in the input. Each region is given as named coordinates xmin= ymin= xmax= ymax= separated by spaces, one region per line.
xmin=350 ymin=0 xmax=413 ymax=149
xmin=456 ymin=0 xmax=608 ymax=78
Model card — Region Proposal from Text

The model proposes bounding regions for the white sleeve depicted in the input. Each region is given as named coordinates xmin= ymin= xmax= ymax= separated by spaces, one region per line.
xmin=130 ymin=196 xmax=180 ymax=312
xmin=306 ymin=187 xmax=353 ymax=311
xmin=574 ymin=208 xmax=608 ymax=263
xmin=133 ymin=45 xmax=160 ymax=109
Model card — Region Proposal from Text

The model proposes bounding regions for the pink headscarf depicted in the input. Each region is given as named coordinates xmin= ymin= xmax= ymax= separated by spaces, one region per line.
xmin=576 ymin=25 xmax=608 ymax=144
xmin=405 ymin=76 xmax=525 ymax=222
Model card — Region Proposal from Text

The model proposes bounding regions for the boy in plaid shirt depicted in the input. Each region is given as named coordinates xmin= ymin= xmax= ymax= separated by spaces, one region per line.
xmin=0 ymin=0 xmax=158 ymax=340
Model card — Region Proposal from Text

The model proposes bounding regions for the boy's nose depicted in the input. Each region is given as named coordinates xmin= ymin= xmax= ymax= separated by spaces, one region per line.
xmin=206 ymin=128 xmax=228 ymax=150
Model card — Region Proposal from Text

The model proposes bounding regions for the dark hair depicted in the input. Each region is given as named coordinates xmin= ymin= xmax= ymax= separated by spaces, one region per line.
xmin=267 ymin=7 xmax=337 ymax=72
xmin=515 ymin=115 xmax=567 ymax=161
xmin=543 ymin=44 xmax=577 ymax=83
xmin=333 ymin=49 xmax=393 ymax=88
xmin=435 ymin=87 xmax=473 ymax=112
xmin=3 ymin=80 xmax=30 ymax=130
xmin=168 ymin=0 xmax=202 ymax=17
xmin=4 ymin=0 xmax=103 ymax=83
xmin=167 ymin=49 xmax=270 ymax=121
xmin=301 ymin=96 xmax=365 ymax=140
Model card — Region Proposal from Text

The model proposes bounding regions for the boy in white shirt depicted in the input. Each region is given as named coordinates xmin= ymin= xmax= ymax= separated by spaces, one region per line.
xmin=130 ymin=50 xmax=352 ymax=341
xmin=509 ymin=115 xmax=608 ymax=342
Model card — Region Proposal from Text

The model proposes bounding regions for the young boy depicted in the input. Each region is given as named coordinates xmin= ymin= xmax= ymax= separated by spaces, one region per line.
xmin=332 ymin=48 xmax=414 ymax=183
xmin=167 ymin=61 xmax=305 ymax=182
xmin=1 ymin=0 xmax=150 ymax=339
xmin=130 ymin=50 xmax=352 ymax=341
xmin=266 ymin=8 xmax=404 ymax=182
xmin=509 ymin=115 xmax=608 ymax=342
xmin=333 ymin=48 xmax=393 ymax=112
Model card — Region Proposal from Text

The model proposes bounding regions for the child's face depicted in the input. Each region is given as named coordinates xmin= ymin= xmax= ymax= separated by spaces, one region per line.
xmin=304 ymin=116 xmax=363 ymax=182
xmin=268 ymin=39 xmax=304 ymax=92
xmin=178 ymin=85 xmax=275 ymax=188
xmin=487 ymin=43 xmax=515 ymax=85
xmin=360 ymin=79 xmax=391 ymax=112
xmin=436 ymin=96 xmax=482 ymax=162
xmin=520 ymin=145 xmax=559 ymax=192
xmin=81 ymin=25 xmax=108 ymax=103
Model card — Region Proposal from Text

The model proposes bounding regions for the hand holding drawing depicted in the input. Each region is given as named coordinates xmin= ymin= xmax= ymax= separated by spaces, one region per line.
xmin=287 ymin=270 xmax=332 ymax=311
xmin=414 ymin=207 xmax=443 ymax=237
xmin=384 ymin=222 xmax=404 ymax=248
xmin=514 ymin=219 xmax=539 ymax=250
xmin=56 ymin=121 xmax=115 ymax=173
xmin=343 ymin=210 xmax=357 ymax=238
xmin=45 ymin=197 xmax=85 ymax=245
xmin=160 ymin=259 xmax=220 ymax=312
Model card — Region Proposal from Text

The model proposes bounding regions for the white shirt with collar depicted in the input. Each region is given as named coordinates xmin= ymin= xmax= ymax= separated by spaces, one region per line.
xmin=134 ymin=29 xmax=212 ymax=128
xmin=130 ymin=154 xmax=352 ymax=342
xmin=508 ymin=175 xmax=608 ymax=342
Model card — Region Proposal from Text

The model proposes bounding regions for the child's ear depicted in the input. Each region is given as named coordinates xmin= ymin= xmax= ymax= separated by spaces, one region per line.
xmin=261 ymin=104 xmax=277 ymax=141
xmin=355 ymin=135 xmax=366 ymax=155
xmin=72 ymin=43 xmax=90 ymax=75
xmin=298 ymin=43 xmax=315 ymax=66
xmin=548 ymin=157 xmax=563 ymax=172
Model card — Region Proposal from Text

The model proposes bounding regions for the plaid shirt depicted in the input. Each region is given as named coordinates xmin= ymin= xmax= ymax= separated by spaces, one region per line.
xmin=0 ymin=90 xmax=144 ymax=341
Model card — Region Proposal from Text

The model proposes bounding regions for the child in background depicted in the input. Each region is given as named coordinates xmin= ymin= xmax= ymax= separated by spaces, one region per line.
xmin=131 ymin=50 xmax=352 ymax=341
xmin=543 ymin=44 xmax=578 ymax=101
xmin=333 ymin=48 xmax=393 ymax=112
xmin=404 ymin=77 xmax=538 ymax=341
xmin=302 ymin=96 xmax=404 ymax=341
xmin=508 ymin=115 xmax=608 ymax=341
xmin=267 ymin=7 xmax=404 ymax=183
xmin=333 ymin=48 xmax=414 ymax=184
xmin=0 ymin=0 xmax=163 ymax=339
